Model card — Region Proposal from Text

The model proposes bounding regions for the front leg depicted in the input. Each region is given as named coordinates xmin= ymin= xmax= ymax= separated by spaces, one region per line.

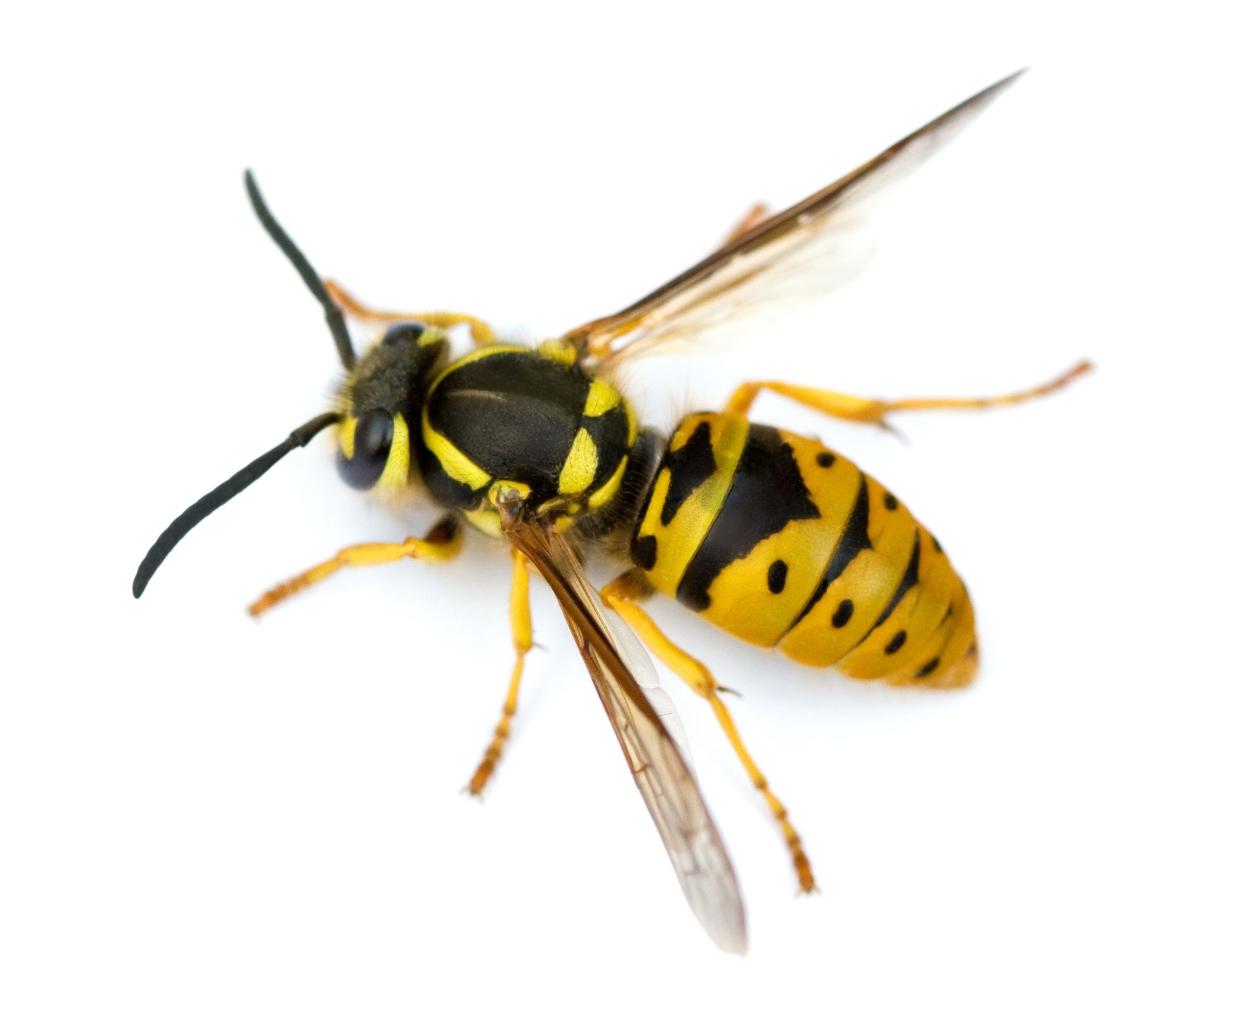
xmin=323 ymin=279 xmax=497 ymax=346
xmin=247 ymin=515 xmax=461 ymax=617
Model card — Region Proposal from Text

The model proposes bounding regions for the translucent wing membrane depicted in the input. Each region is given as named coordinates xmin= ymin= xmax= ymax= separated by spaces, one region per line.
xmin=501 ymin=514 xmax=747 ymax=954
xmin=566 ymin=71 xmax=1024 ymax=370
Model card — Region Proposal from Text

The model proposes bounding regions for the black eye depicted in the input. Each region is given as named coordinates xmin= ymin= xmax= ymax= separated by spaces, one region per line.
xmin=337 ymin=409 xmax=393 ymax=490
xmin=381 ymin=322 xmax=426 ymax=347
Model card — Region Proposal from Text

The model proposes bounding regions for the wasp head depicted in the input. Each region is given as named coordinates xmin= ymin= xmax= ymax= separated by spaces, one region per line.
xmin=334 ymin=322 xmax=447 ymax=493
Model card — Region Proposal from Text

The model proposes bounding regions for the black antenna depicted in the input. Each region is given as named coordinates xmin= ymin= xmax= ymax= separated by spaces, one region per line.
xmin=132 ymin=412 xmax=340 ymax=598
xmin=244 ymin=170 xmax=356 ymax=370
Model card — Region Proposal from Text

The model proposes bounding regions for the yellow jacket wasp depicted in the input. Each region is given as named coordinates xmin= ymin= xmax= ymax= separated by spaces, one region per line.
xmin=133 ymin=71 xmax=1090 ymax=953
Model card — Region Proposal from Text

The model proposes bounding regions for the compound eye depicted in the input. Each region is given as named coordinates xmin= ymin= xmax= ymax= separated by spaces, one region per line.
xmin=337 ymin=409 xmax=393 ymax=490
xmin=381 ymin=322 xmax=426 ymax=347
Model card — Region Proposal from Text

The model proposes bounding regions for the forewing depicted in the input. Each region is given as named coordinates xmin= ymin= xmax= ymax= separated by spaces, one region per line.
xmin=566 ymin=71 xmax=1024 ymax=369
xmin=502 ymin=515 xmax=747 ymax=954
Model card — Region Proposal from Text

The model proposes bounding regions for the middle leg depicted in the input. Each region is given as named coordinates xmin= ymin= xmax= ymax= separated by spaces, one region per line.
xmin=466 ymin=549 xmax=533 ymax=796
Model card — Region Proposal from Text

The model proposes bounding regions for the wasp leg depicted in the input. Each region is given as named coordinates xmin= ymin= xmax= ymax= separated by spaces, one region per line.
xmin=247 ymin=516 xmax=461 ymax=617
xmin=724 ymin=360 xmax=1093 ymax=430
xmin=602 ymin=569 xmax=816 ymax=893
xmin=323 ymin=279 xmax=497 ymax=346
xmin=714 ymin=201 xmax=772 ymax=250
xmin=466 ymin=549 xmax=533 ymax=796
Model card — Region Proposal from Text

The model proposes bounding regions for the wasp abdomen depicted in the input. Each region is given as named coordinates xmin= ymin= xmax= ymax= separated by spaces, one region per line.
xmin=631 ymin=413 xmax=977 ymax=688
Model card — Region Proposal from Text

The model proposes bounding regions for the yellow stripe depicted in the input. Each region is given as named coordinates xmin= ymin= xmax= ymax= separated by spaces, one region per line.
xmin=588 ymin=455 xmax=628 ymax=509
xmin=421 ymin=407 xmax=492 ymax=490
xmin=584 ymin=378 xmax=622 ymax=417
xmin=464 ymin=507 xmax=503 ymax=537
xmin=338 ymin=416 xmax=357 ymax=460
xmin=558 ymin=427 xmax=598 ymax=495
xmin=640 ymin=414 xmax=749 ymax=596
xmin=376 ymin=413 xmax=411 ymax=491
xmin=538 ymin=339 xmax=579 ymax=366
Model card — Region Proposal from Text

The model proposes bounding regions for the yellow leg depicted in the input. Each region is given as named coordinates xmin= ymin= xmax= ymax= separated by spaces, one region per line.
xmin=466 ymin=549 xmax=533 ymax=796
xmin=725 ymin=359 xmax=1094 ymax=429
xmin=247 ymin=516 xmax=461 ymax=617
xmin=324 ymin=279 xmax=497 ymax=346
xmin=601 ymin=570 xmax=816 ymax=893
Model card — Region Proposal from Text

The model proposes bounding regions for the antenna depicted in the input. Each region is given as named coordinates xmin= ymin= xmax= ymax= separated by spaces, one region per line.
xmin=244 ymin=170 xmax=356 ymax=370
xmin=132 ymin=411 xmax=340 ymax=597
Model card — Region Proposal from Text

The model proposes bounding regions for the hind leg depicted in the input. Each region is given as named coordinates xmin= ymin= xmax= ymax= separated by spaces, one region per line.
xmin=602 ymin=570 xmax=816 ymax=893
xmin=725 ymin=360 xmax=1093 ymax=430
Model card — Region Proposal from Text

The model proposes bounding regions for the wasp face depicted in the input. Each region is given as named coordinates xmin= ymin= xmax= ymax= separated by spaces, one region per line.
xmin=336 ymin=322 xmax=448 ymax=491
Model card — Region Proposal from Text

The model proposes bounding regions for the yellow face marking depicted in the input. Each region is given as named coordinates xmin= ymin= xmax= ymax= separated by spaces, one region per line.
xmin=376 ymin=413 xmax=411 ymax=491
xmin=588 ymin=455 xmax=628 ymax=509
xmin=338 ymin=416 xmax=358 ymax=460
xmin=558 ymin=427 xmax=599 ymax=496
xmin=584 ymin=378 xmax=623 ymax=417
xmin=421 ymin=408 xmax=492 ymax=491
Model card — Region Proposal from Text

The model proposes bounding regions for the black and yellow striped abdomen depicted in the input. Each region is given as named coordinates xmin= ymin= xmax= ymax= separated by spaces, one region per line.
xmin=630 ymin=413 xmax=977 ymax=687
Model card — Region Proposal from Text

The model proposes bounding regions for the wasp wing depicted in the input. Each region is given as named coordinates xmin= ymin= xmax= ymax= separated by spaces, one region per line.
xmin=501 ymin=514 xmax=747 ymax=954
xmin=565 ymin=71 xmax=1024 ymax=370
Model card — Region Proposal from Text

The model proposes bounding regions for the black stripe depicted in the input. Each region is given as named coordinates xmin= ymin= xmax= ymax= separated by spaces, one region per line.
xmin=675 ymin=424 xmax=819 ymax=613
xmin=786 ymin=473 xmax=872 ymax=631
xmin=867 ymin=532 xmax=921 ymax=636
xmin=580 ymin=400 xmax=631 ymax=494
xmin=660 ymin=421 xmax=716 ymax=525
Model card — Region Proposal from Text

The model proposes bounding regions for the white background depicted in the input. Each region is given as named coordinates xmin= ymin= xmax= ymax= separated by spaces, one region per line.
xmin=3 ymin=2 xmax=1239 ymax=1025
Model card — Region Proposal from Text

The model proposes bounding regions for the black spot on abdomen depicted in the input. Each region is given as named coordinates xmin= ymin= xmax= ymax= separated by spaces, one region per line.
xmin=631 ymin=535 xmax=657 ymax=570
xmin=831 ymin=599 xmax=854 ymax=628
xmin=787 ymin=473 xmax=872 ymax=630
xmin=768 ymin=560 xmax=788 ymax=594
